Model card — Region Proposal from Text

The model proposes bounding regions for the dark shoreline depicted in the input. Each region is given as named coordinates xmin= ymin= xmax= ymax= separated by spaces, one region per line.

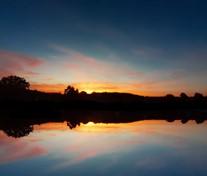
xmin=0 ymin=108 xmax=207 ymax=138
xmin=1 ymin=82 xmax=207 ymax=137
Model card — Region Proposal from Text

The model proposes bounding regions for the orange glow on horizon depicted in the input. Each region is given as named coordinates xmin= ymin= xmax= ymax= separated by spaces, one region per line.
xmin=31 ymin=83 xmax=66 ymax=93
xmin=30 ymin=82 xmax=177 ymax=96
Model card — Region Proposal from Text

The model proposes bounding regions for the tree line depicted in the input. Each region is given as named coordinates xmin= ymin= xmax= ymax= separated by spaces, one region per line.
xmin=0 ymin=75 xmax=81 ymax=96
xmin=0 ymin=75 xmax=205 ymax=98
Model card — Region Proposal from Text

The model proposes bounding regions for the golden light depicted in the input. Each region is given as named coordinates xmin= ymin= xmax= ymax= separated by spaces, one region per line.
xmin=73 ymin=82 xmax=111 ymax=93
xmin=84 ymin=122 xmax=96 ymax=126
xmin=30 ymin=81 xmax=173 ymax=96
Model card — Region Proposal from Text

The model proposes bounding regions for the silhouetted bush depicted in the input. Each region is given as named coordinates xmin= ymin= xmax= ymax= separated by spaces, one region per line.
xmin=80 ymin=91 xmax=87 ymax=95
xmin=194 ymin=92 xmax=204 ymax=99
xmin=165 ymin=94 xmax=175 ymax=101
xmin=165 ymin=94 xmax=175 ymax=98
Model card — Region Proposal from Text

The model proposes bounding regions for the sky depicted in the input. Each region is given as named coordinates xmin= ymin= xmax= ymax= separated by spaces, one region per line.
xmin=0 ymin=0 xmax=207 ymax=96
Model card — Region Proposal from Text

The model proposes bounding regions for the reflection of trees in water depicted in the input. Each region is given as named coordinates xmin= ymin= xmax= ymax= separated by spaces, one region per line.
xmin=166 ymin=119 xmax=175 ymax=122
xmin=0 ymin=112 xmax=206 ymax=138
xmin=195 ymin=118 xmax=205 ymax=124
xmin=180 ymin=117 xmax=205 ymax=124
xmin=1 ymin=120 xmax=81 ymax=137
xmin=166 ymin=118 xmax=205 ymax=124
xmin=3 ymin=125 xmax=33 ymax=138
xmin=181 ymin=119 xmax=189 ymax=124
xmin=67 ymin=121 xmax=80 ymax=129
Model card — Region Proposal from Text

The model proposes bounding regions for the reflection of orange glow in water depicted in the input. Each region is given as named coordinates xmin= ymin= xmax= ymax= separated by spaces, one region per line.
xmin=0 ymin=120 xmax=207 ymax=170
xmin=34 ymin=120 xmax=202 ymax=135
xmin=84 ymin=121 xmax=95 ymax=126
xmin=34 ymin=121 xmax=69 ymax=131
xmin=32 ymin=120 xmax=207 ymax=137
xmin=47 ymin=120 xmax=207 ymax=170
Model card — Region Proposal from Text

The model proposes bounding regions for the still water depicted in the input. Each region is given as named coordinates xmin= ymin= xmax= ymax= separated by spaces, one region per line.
xmin=0 ymin=120 xmax=207 ymax=176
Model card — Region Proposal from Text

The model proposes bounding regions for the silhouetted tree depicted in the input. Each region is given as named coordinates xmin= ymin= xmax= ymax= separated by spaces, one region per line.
xmin=180 ymin=92 xmax=188 ymax=99
xmin=64 ymin=85 xmax=79 ymax=95
xmin=0 ymin=75 xmax=30 ymax=90
xmin=2 ymin=124 xmax=33 ymax=138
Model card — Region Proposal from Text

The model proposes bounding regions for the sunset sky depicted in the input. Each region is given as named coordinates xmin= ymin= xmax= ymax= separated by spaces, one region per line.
xmin=0 ymin=0 xmax=207 ymax=96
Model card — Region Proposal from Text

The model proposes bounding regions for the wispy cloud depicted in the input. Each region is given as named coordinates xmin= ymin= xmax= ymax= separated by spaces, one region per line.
xmin=1 ymin=46 xmax=206 ymax=96
xmin=0 ymin=50 xmax=44 ymax=77
xmin=133 ymin=46 xmax=163 ymax=59
xmin=50 ymin=45 xmax=143 ymax=82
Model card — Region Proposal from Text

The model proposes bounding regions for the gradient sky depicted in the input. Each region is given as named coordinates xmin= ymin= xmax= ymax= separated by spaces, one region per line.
xmin=0 ymin=0 xmax=207 ymax=95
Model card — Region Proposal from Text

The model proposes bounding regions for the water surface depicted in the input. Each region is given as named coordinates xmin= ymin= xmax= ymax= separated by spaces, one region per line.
xmin=0 ymin=120 xmax=207 ymax=176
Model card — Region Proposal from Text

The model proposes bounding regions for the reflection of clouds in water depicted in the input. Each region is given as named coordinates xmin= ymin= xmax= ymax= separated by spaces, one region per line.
xmin=0 ymin=132 xmax=47 ymax=164
xmin=135 ymin=143 xmax=207 ymax=173
xmin=49 ymin=120 xmax=207 ymax=172
xmin=50 ymin=133 xmax=140 ymax=171
xmin=135 ymin=156 xmax=167 ymax=170
xmin=72 ymin=121 xmax=207 ymax=152
xmin=1 ymin=120 xmax=207 ymax=175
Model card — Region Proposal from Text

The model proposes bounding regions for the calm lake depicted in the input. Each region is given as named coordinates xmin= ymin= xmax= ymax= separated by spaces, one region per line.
xmin=0 ymin=119 xmax=207 ymax=176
